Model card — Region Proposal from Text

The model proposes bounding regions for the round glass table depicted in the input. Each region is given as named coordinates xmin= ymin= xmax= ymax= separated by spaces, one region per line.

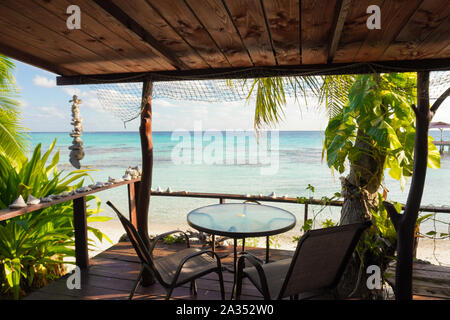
xmin=187 ymin=202 xmax=296 ymax=299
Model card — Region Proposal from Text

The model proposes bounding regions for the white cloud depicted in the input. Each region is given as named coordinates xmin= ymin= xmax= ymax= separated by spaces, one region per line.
xmin=36 ymin=106 xmax=66 ymax=119
xmin=33 ymin=75 xmax=56 ymax=88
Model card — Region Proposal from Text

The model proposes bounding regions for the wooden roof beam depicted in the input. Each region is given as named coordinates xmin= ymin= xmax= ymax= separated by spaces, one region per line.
xmin=56 ymin=58 xmax=450 ymax=85
xmin=327 ymin=0 xmax=352 ymax=63
xmin=92 ymin=0 xmax=188 ymax=70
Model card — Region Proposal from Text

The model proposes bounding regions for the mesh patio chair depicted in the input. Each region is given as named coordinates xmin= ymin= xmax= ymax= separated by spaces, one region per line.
xmin=107 ymin=201 xmax=226 ymax=300
xmin=235 ymin=221 xmax=371 ymax=300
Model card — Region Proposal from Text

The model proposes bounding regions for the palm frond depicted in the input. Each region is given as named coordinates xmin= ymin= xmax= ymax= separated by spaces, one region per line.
xmin=0 ymin=54 xmax=29 ymax=163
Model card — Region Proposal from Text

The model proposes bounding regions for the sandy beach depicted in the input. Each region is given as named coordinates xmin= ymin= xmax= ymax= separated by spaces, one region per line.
xmin=88 ymin=219 xmax=450 ymax=266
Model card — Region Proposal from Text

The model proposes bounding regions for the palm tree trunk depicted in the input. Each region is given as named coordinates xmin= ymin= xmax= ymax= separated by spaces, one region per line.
xmin=338 ymin=130 xmax=386 ymax=298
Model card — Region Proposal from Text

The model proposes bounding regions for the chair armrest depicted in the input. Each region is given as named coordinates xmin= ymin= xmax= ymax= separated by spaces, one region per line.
xmin=149 ymin=230 xmax=191 ymax=254
xmin=170 ymin=250 xmax=223 ymax=287
xmin=237 ymin=254 xmax=270 ymax=300
xmin=239 ymin=251 xmax=265 ymax=264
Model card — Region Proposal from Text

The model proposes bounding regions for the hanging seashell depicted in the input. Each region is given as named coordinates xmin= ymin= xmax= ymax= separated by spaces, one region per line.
xmin=166 ymin=187 xmax=172 ymax=193
xmin=26 ymin=195 xmax=40 ymax=205
xmin=156 ymin=186 xmax=163 ymax=192
xmin=9 ymin=195 xmax=27 ymax=209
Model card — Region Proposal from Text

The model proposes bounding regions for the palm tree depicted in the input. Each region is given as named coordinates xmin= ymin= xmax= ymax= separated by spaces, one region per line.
xmin=233 ymin=72 xmax=441 ymax=298
xmin=0 ymin=55 xmax=29 ymax=165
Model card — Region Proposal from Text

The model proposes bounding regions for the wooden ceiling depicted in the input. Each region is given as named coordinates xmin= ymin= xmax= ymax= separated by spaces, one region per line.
xmin=0 ymin=0 xmax=449 ymax=84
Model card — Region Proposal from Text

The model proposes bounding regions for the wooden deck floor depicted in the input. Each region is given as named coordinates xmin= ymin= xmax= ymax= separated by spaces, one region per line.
xmin=24 ymin=241 xmax=294 ymax=300
xmin=24 ymin=241 xmax=449 ymax=300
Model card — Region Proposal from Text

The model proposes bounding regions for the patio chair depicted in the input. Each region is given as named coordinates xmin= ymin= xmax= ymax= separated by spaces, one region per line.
xmin=235 ymin=221 xmax=371 ymax=300
xmin=106 ymin=201 xmax=226 ymax=300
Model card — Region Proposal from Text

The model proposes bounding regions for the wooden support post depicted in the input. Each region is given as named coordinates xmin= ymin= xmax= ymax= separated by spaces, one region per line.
xmin=127 ymin=180 xmax=140 ymax=229
xmin=137 ymin=80 xmax=155 ymax=285
xmin=73 ymin=196 xmax=89 ymax=269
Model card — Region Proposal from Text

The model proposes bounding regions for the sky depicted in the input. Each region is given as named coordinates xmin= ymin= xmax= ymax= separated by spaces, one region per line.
xmin=11 ymin=59 xmax=450 ymax=132
xmin=12 ymin=60 xmax=330 ymax=132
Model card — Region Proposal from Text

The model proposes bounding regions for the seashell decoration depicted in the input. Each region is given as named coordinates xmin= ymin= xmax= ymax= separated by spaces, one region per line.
xmin=166 ymin=187 xmax=172 ymax=193
xmin=122 ymin=174 xmax=132 ymax=181
xmin=40 ymin=196 xmax=53 ymax=203
xmin=61 ymin=191 xmax=69 ymax=197
xmin=68 ymin=95 xmax=85 ymax=169
xmin=124 ymin=166 xmax=142 ymax=180
xmin=92 ymin=181 xmax=105 ymax=189
xmin=156 ymin=186 xmax=163 ymax=192
xmin=26 ymin=195 xmax=40 ymax=205
xmin=109 ymin=176 xmax=124 ymax=184
xmin=259 ymin=194 xmax=263 ymax=198
xmin=9 ymin=195 xmax=27 ymax=209
xmin=268 ymin=192 xmax=276 ymax=198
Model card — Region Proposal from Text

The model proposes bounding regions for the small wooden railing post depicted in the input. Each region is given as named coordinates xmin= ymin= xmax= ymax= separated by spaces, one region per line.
xmin=128 ymin=180 xmax=140 ymax=229
xmin=73 ymin=196 xmax=89 ymax=269
xmin=304 ymin=203 xmax=309 ymax=225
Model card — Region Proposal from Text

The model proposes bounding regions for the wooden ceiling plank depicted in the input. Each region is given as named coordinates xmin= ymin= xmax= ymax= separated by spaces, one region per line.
xmin=184 ymin=0 xmax=253 ymax=67
xmin=382 ymin=0 xmax=450 ymax=61
xmin=0 ymin=40 xmax=77 ymax=75
xmin=354 ymin=0 xmax=424 ymax=62
xmin=69 ymin=0 xmax=175 ymax=71
xmin=223 ymin=0 xmax=276 ymax=66
xmin=0 ymin=3 xmax=122 ymax=74
xmin=415 ymin=17 xmax=450 ymax=60
xmin=262 ymin=0 xmax=300 ymax=65
xmin=301 ymin=0 xmax=339 ymax=65
xmin=146 ymin=0 xmax=230 ymax=69
xmin=92 ymin=0 xmax=189 ymax=70
xmin=332 ymin=0 xmax=383 ymax=63
xmin=33 ymin=0 xmax=167 ymax=72
xmin=110 ymin=0 xmax=208 ymax=69
xmin=0 ymin=26 xmax=108 ymax=75
xmin=328 ymin=0 xmax=352 ymax=63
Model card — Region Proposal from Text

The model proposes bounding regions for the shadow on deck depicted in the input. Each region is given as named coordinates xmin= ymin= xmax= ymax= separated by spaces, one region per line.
xmin=24 ymin=241 xmax=449 ymax=300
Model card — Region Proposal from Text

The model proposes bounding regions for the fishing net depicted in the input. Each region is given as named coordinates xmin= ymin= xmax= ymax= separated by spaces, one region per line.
xmin=89 ymin=71 xmax=450 ymax=124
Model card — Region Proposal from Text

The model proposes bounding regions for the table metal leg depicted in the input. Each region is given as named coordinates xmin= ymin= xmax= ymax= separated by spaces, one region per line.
xmin=231 ymin=238 xmax=238 ymax=299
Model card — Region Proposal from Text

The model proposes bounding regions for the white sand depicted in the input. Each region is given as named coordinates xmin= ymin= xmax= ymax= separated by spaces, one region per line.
xmin=87 ymin=219 xmax=450 ymax=266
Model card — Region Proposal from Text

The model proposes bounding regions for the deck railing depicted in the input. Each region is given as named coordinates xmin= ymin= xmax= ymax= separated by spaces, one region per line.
xmin=1 ymin=177 xmax=449 ymax=269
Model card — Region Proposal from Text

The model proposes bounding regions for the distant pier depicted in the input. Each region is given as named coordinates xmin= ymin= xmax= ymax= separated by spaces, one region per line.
xmin=434 ymin=141 xmax=450 ymax=154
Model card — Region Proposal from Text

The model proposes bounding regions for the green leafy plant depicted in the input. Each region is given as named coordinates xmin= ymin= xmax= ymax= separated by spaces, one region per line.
xmin=0 ymin=140 xmax=111 ymax=299
xmin=323 ymin=73 xmax=440 ymax=191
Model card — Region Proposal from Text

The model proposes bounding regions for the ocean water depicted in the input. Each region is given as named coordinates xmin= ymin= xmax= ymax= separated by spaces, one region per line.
xmin=28 ymin=131 xmax=450 ymax=237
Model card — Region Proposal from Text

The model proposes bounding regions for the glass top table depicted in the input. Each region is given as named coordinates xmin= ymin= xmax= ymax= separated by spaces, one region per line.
xmin=187 ymin=203 xmax=296 ymax=238
xmin=187 ymin=202 xmax=296 ymax=299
